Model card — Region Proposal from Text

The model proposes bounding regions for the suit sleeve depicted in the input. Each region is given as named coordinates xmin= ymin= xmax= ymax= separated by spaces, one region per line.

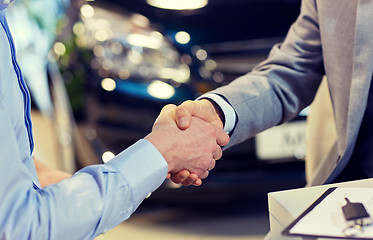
xmin=210 ymin=0 xmax=325 ymax=148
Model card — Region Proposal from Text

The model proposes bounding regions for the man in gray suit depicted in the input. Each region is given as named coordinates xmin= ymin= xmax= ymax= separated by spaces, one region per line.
xmin=168 ymin=0 xmax=373 ymax=187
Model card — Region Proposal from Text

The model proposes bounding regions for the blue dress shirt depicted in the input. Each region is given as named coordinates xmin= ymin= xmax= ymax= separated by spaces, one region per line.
xmin=0 ymin=2 xmax=168 ymax=239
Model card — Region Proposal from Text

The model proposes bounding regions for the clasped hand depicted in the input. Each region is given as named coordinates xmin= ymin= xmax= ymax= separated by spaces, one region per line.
xmin=145 ymin=99 xmax=227 ymax=186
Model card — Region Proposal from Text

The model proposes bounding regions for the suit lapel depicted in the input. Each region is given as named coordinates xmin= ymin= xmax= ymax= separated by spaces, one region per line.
xmin=311 ymin=0 xmax=373 ymax=184
xmin=319 ymin=0 xmax=358 ymax=156
xmin=346 ymin=0 xmax=373 ymax=153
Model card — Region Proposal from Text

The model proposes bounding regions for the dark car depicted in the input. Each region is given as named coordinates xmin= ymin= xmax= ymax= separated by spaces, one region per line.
xmin=56 ymin=0 xmax=306 ymax=201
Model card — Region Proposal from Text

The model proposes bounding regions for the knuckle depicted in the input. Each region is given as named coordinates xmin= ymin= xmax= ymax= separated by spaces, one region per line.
xmin=200 ymin=157 xmax=211 ymax=169
xmin=183 ymin=100 xmax=194 ymax=106
xmin=175 ymin=105 xmax=185 ymax=115
xmin=201 ymin=171 xmax=209 ymax=179
xmin=208 ymin=142 xmax=217 ymax=152
xmin=165 ymin=104 xmax=177 ymax=109
xmin=204 ymin=127 xmax=217 ymax=139
xmin=207 ymin=158 xmax=215 ymax=169
xmin=211 ymin=160 xmax=216 ymax=169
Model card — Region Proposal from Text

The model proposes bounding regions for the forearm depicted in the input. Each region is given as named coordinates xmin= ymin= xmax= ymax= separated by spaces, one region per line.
xmin=2 ymin=140 xmax=167 ymax=240
xmin=204 ymin=0 xmax=323 ymax=146
xmin=33 ymin=158 xmax=72 ymax=188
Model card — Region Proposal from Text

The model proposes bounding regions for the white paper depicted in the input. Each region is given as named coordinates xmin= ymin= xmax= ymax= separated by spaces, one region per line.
xmin=289 ymin=187 xmax=373 ymax=238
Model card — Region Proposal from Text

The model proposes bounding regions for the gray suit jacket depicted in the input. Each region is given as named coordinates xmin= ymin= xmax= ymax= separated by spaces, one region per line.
xmin=211 ymin=0 xmax=373 ymax=186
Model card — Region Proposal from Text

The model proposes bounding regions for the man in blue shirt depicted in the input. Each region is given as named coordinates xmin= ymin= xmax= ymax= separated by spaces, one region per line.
xmin=0 ymin=1 xmax=229 ymax=239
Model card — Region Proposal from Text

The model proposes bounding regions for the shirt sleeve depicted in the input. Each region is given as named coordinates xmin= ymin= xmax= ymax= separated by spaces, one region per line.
xmin=1 ymin=9 xmax=168 ymax=239
xmin=197 ymin=93 xmax=238 ymax=134
xmin=0 ymin=101 xmax=168 ymax=240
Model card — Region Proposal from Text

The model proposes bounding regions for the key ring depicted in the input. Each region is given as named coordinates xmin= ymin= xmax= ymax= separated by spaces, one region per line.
xmin=343 ymin=222 xmax=364 ymax=237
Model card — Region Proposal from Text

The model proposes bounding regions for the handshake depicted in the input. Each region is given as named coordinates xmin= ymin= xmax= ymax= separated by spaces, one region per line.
xmin=145 ymin=99 xmax=230 ymax=186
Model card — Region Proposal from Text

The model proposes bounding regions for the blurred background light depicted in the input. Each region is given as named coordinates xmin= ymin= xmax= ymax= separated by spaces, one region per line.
xmin=101 ymin=78 xmax=116 ymax=91
xmin=84 ymin=128 xmax=97 ymax=141
xmin=130 ymin=13 xmax=150 ymax=28
xmin=110 ymin=42 xmax=123 ymax=55
xmin=94 ymin=29 xmax=112 ymax=42
xmin=93 ymin=45 xmax=105 ymax=57
xmin=147 ymin=80 xmax=175 ymax=99
xmin=127 ymin=33 xmax=162 ymax=49
xmin=294 ymin=147 xmax=305 ymax=160
xmin=180 ymin=54 xmax=192 ymax=65
xmin=146 ymin=0 xmax=208 ymax=10
xmin=75 ymin=35 xmax=88 ymax=47
xmin=80 ymin=4 xmax=95 ymax=18
xmin=175 ymin=31 xmax=190 ymax=44
xmin=196 ymin=49 xmax=207 ymax=61
xmin=150 ymin=31 xmax=163 ymax=40
xmin=212 ymin=72 xmax=224 ymax=83
xmin=73 ymin=22 xmax=85 ymax=36
xmin=53 ymin=42 xmax=66 ymax=56
xmin=119 ymin=69 xmax=131 ymax=79
xmin=158 ymin=66 xmax=190 ymax=83
xmin=102 ymin=151 xmax=115 ymax=163
xmin=102 ymin=59 xmax=114 ymax=70
xmin=128 ymin=50 xmax=144 ymax=64
xmin=205 ymin=59 xmax=217 ymax=70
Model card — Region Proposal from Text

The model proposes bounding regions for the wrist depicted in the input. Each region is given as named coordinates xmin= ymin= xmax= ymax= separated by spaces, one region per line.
xmin=145 ymin=133 xmax=174 ymax=172
xmin=197 ymin=93 xmax=237 ymax=134
xmin=201 ymin=99 xmax=225 ymax=126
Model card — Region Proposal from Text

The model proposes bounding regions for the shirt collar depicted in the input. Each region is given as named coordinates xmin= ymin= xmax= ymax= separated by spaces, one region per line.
xmin=0 ymin=0 xmax=14 ymax=11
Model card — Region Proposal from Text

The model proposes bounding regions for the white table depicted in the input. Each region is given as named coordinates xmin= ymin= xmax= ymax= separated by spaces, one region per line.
xmin=268 ymin=178 xmax=373 ymax=240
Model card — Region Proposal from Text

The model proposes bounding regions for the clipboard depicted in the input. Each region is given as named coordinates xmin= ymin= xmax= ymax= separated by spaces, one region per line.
xmin=282 ymin=187 xmax=373 ymax=239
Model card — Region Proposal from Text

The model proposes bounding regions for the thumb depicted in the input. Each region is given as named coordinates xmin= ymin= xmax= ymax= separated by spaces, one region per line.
xmin=175 ymin=99 xmax=220 ymax=130
xmin=175 ymin=102 xmax=193 ymax=130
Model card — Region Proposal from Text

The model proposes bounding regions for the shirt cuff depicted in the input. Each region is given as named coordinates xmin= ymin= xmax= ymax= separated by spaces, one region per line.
xmin=197 ymin=93 xmax=237 ymax=134
xmin=105 ymin=139 xmax=168 ymax=205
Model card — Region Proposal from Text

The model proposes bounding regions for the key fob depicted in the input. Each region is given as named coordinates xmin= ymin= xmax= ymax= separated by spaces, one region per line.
xmin=343 ymin=197 xmax=370 ymax=221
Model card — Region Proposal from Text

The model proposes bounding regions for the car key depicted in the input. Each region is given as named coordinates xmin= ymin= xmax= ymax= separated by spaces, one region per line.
xmin=343 ymin=198 xmax=371 ymax=224
xmin=342 ymin=197 xmax=372 ymax=236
